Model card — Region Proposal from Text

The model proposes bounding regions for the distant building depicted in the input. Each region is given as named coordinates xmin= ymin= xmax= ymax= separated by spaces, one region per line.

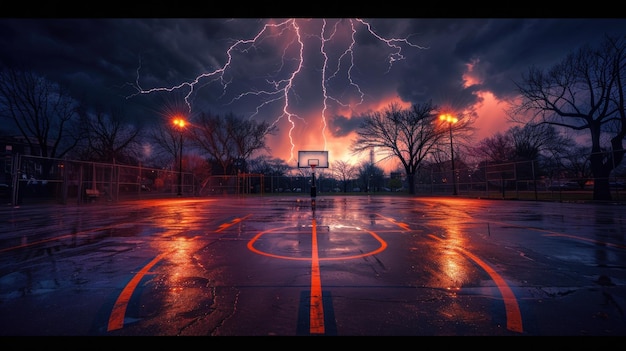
xmin=0 ymin=135 xmax=44 ymax=184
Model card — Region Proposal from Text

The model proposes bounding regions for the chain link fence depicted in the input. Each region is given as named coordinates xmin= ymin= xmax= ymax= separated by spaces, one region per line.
xmin=2 ymin=153 xmax=626 ymax=205
xmin=1 ymin=154 xmax=197 ymax=205
xmin=414 ymin=159 xmax=626 ymax=201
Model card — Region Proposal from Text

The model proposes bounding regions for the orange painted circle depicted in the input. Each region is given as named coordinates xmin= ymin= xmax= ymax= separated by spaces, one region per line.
xmin=247 ymin=225 xmax=387 ymax=260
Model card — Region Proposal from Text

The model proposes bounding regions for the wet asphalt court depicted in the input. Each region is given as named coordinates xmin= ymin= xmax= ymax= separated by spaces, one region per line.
xmin=1 ymin=195 xmax=626 ymax=336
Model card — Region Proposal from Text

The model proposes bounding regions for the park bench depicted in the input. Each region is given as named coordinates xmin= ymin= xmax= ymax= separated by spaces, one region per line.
xmin=85 ymin=188 xmax=100 ymax=199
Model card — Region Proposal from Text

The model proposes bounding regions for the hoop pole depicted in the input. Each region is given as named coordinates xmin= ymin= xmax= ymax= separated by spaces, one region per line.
xmin=310 ymin=165 xmax=317 ymax=198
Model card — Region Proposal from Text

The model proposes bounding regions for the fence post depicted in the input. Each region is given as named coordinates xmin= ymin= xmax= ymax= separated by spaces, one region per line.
xmin=532 ymin=160 xmax=538 ymax=201
xmin=78 ymin=163 xmax=84 ymax=205
xmin=10 ymin=153 xmax=19 ymax=206
xmin=62 ymin=157 xmax=68 ymax=205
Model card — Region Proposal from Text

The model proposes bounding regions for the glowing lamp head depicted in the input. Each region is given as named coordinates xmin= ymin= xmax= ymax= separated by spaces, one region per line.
xmin=439 ymin=114 xmax=458 ymax=124
xmin=173 ymin=117 xmax=186 ymax=129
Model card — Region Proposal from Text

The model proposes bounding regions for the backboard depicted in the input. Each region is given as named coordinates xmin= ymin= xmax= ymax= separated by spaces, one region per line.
xmin=297 ymin=150 xmax=329 ymax=168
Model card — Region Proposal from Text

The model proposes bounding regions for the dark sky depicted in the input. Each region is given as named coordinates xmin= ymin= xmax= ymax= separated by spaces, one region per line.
xmin=1 ymin=17 xmax=624 ymax=167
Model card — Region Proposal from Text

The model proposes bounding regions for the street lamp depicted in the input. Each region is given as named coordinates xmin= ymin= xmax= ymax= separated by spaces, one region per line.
xmin=439 ymin=113 xmax=458 ymax=195
xmin=172 ymin=117 xmax=186 ymax=196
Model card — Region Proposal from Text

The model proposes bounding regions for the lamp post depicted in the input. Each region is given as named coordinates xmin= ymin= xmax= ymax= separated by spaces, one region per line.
xmin=173 ymin=117 xmax=186 ymax=196
xmin=439 ymin=114 xmax=458 ymax=195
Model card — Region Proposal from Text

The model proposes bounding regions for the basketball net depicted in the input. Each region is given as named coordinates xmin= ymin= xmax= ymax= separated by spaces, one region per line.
xmin=310 ymin=164 xmax=317 ymax=172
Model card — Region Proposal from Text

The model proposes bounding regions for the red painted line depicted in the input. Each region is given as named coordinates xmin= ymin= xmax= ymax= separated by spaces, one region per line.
xmin=107 ymin=214 xmax=253 ymax=332
xmin=247 ymin=226 xmax=386 ymax=261
xmin=0 ymin=234 xmax=74 ymax=253
xmin=381 ymin=214 xmax=523 ymax=332
xmin=216 ymin=214 xmax=252 ymax=232
xmin=0 ymin=225 xmax=121 ymax=253
xmin=429 ymin=234 xmax=524 ymax=333
xmin=376 ymin=214 xmax=411 ymax=231
xmin=309 ymin=218 xmax=325 ymax=334
xmin=107 ymin=252 xmax=168 ymax=331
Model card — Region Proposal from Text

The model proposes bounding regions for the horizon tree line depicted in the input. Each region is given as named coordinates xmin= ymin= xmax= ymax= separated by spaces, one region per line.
xmin=1 ymin=35 xmax=625 ymax=200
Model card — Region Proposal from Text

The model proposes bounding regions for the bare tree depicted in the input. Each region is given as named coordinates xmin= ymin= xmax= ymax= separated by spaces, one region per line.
xmin=509 ymin=35 xmax=626 ymax=201
xmin=470 ymin=124 xmax=573 ymax=165
xmin=73 ymin=108 xmax=143 ymax=164
xmin=563 ymin=146 xmax=594 ymax=188
xmin=509 ymin=123 xmax=573 ymax=162
xmin=190 ymin=111 xmax=232 ymax=175
xmin=356 ymin=161 xmax=385 ymax=192
xmin=146 ymin=118 xmax=183 ymax=169
xmin=331 ymin=159 xmax=357 ymax=193
xmin=351 ymin=101 xmax=451 ymax=195
xmin=229 ymin=114 xmax=278 ymax=163
xmin=0 ymin=69 xmax=81 ymax=172
xmin=470 ymin=132 xmax=516 ymax=163
xmin=190 ymin=111 xmax=277 ymax=175
xmin=185 ymin=153 xmax=212 ymax=192
xmin=248 ymin=155 xmax=290 ymax=176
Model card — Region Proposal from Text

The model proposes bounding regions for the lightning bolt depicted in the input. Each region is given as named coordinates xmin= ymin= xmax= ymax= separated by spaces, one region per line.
xmin=128 ymin=19 xmax=427 ymax=163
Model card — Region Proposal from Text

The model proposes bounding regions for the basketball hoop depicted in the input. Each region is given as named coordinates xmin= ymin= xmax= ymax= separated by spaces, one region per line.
xmin=298 ymin=151 xmax=327 ymax=200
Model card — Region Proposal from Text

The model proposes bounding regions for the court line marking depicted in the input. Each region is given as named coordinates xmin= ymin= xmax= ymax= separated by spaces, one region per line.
xmin=376 ymin=213 xmax=523 ymax=333
xmin=309 ymin=218 xmax=324 ymax=334
xmin=14 ymin=202 xmax=624 ymax=335
xmin=428 ymin=234 xmax=524 ymax=333
xmin=247 ymin=222 xmax=388 ymax=335
xmin=108 ymin=252 xmax=167 ymax=331
xmin=375 ymin=213 xmax=411 ymax=231
xmin=216 ymin=214 xmax=252 ymax=232
xmin=107 ymin=214 xmax=251 ymax=331
xmin=247 ymin=226 xmax=386 ymax=260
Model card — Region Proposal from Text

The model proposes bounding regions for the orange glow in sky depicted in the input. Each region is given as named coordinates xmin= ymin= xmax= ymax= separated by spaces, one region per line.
xmin=266 ymin=95 xmax=412 ymax=172
xmin=3 ymin=18 xmax=622 ymax=177
xmin=264 ymin=89 xmax=514 ymax=174
xmin=472 ymin=91 xmax=512 ymax=138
